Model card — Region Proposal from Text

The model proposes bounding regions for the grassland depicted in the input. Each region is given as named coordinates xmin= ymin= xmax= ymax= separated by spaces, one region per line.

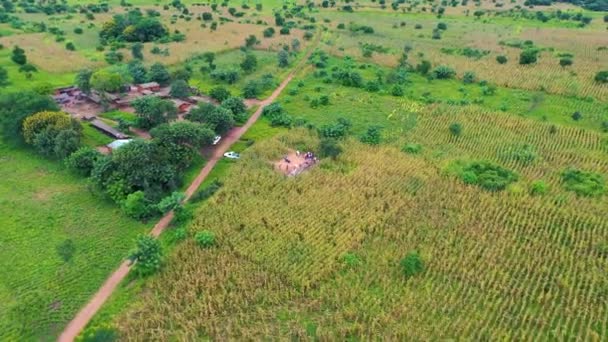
xmin=0 ymin=142 xmax=149 ymax=340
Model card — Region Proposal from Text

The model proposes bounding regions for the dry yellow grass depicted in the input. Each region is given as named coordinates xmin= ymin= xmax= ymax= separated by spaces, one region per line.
xmin=0 ymin=33 xmax=102 ymax=73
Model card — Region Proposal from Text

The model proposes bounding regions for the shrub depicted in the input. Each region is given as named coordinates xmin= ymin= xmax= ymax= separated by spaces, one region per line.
xmin=123 ymin=191 xmax=157 ymax=220
xmin=400 ymin=251 xmax=424 ymax=278
xmin=263 ymin=27 xmax=275 ymax=37
xmin=156 ymin=192 xmax=185 ymax=213
xmin=318 ymin=138 xmax=342 ymax=159
xmin=402 ymin=143 xmax=422 ymax=154
xmin=342 ymin=252 xmax=361 ymax=268
xmin=56 ymin=239 xmax=76 ymax=262
xmin=318 ymin=118 xmax=351 ymax=139
xmin=529 ymin=180 xmax=549 ymax=196
xmin=559 ymin=57 xmax=573 ymax=67
xmin=195 ymin=230 xmax=216 ymax=248
xmin=561 ymin=168 xmax=605 ymax=197
xmin=458 ymin=161 xmax=518 ymax=191
xmin=190 ymin=180 xmax=223 ymax=203
xmin=391 ymin=85 xmax=404 ymax=96
xmin=262 ymin=102 xmax=292 ymax=127
xmin=432 ymin=65 xmax=456 ymax=79
xmin=437 ymin=22 xmax=447 ymax=30
xmin=594 ymin=71 xmax=608 ymax=84
xmin=65 ymin=147 xmax=103 ymax=176
xmin=66 ymin=42 xmax=76 ymax=51
xmin=449 ymin=122 xmax=462 ymax=136
xmin=462 ymin=71 xmax=476 ymax=84
xmin=279 ymin=27 xmax=290 ymax=35
xmin=74 ymin=27 xmax=84 ymax=34
xmin=509 ymin=144 xmax=537 ymax=165
xmin=571 ymin=111 xmax=582 ymax=121
xmin=519 ymin=49 xmax=539 ymax=65
xmin=360 ymin=126 xmax=382 ymax=145
xmin=128 ymin=235 xmax=163 ymax=277
xmin=496 ymin=55 xmax=508 ymax=64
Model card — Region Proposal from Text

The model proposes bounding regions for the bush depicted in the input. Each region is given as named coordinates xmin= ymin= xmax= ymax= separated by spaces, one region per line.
xmin=122 ymin=191 xmax=157 ymax=220
xmin=449 ymin=122 xmax=462 ymax=136
xmin=529 ymin=180 xmax=549 ymax=196
xmin=561 ymin=168 xmax=605 ymax=197
xmin=594 ymin=71 xmax=608 ymax=84
xmin=65 ymin=147 xmax=103 ymax=176
xmin=496 ymin=55 xmax=508 ymax=64
xmin=318 ymin=118 xmax=351 ymax=139
xmin=156 ymin=191 xmax=185 ymax=214
xmin=262 ymin=102 xmax=292 ymax=127
xmin=65 ymin=42 xmax=76 ymax=51
xmin=74 ymin=27 xmax=84 ymax=34
xmin=400 ymin=251 xmax=424 ymax=278
xmin=458 ymin=161 xmax=518 ymax=191
xmin=402 ymin=143 xmax=422 ymax=154
xmin=263 ymin=27 xmax=275 ymax=37
xmin=432 ymin=65 xmax=456 ymax=79
xmin=509 ymin=144 xmax=537 ymax=165
xmin=462 ymin=71 xmax=476 ymax=84
xmin=571 ymin=111 xmax=582 ymax=121
xmin=56 ymin=239 xmax=76 ymax=262
xmin=360 ymin=126 xmax=382 ymax=145
xmin=391 ymin=85 xmax=404 ymax=96
xmin=559 ymin=57 xmax=573 ymax=67
xmin=437 ymin=22 xmax=447 ymax=30
xmin=519 ymin=49 xmax=539 ymax=65
xmin=318 ymin=138 xmax=342 ymax=159
xmin=190 ymin=180 xmax=223 ymax=203
xmin=128 ymin=235 xmax=162 ymax=277
xmin=194 ymin=230 xmax=216 ymax=248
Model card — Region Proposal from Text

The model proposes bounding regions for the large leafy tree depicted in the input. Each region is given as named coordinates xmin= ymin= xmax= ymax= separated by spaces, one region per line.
xmin=187 ymin=104 xmax=234 ymax=134
xmin=0 ymin=91 xmax=59 ymax=144
xmin=150 ymin=121 xmax=215 ymax=148
xmin=90 ymin=69 xmax=126 ymax=93
xmin=22 ymin=111 xmax=82 ymax=158
xmin=127 ymin=60 xmax=148 ymax=84
xmin=169 ymin=79 xmax=190 ymax=99
xmin=75 ymin=69 xmax=93 ymax=94
xmin=132 ymin=96 xmax=177 ymax=129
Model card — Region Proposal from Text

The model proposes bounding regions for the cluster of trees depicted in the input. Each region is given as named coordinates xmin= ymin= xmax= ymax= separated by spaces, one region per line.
xmin=186 ymin=96 xmax=247 ymax=133
xmin=22 ymin=111 xmax=82 ymax=159
xmin=457 ymin=161 xmax=519 ymax=191
xmin=100 ymin=9 xmax=168 ymax=43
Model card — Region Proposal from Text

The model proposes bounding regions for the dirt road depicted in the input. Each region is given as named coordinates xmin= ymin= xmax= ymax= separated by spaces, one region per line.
xmin=58 ymin=39 xmax=316 ymax=342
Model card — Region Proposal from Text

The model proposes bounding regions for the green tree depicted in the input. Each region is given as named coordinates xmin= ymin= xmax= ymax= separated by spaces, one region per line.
xmin=148 ymin=62 xmax=171 ymax=85
xmin=201 ymin=52 xmax=216 ymax=70
xmin=0 ymin=91 xmax=59 ymax=143
xmin=263 ymin=27 xmax=275 ymax=37
xmin=11 ymin=45 xmax=27 ymax=65
xmin=169 ymin=79 xmax=190 ymax=98
xmin=22 ymin=111 xmax=82 ymax=158
xmin=128 ymin=235 xmax=162 ymax=276
xmin=90 ymin=69 xmax=126 ymax=93
xmin=150 ymin=121 xmax=215 ymax=148
xmin=416 ymin=60 xmax=432 ymax=75
xmin=278 ymin=50 xmax=289 ymax=68
xmin=220 ymin=96 xmax=247 ymax=116
xmin=127 ymin=60 xmax=148 ymax=84
xmin=131 ymin=42 xmax=144 ymax=60
xmin=205 ymin=106 xmax=235 ymax=134
xmin=244 ymin=34 xmax=258 ymax=48
xmin=519 ymin=49 xmax=539 ymax=65
xmin=75 ymin=69 xmax=93 ymax=94
xmin=209 ymin=86 xmax=231 ymax=102
xmin=65 ymin=146 xmax=103 ymax=176
xmin=559 ymin=57 xmax=573 ymax=67
xmin=132 ymin=96 xmax=177 ymax=129
xmin=496 ymin=55 xmax=508 ymax=64
xmin=0 ymin=66 xmax=9 ymax=86
xmin=240 ymin=53 xmax=258 ymax=72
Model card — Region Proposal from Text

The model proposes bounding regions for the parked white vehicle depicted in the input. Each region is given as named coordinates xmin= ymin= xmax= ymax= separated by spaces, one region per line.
xmin=212 ymin=135 xmax=222 ymax=145
xmin=223 ymin=151 xmax=240 ymax=159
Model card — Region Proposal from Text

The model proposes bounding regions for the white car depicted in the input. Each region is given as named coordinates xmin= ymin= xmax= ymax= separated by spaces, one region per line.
xmin=223 ymin=151 xmax=240 ymax=159
xmin=212 ymin=135 xmax=221 ymax=145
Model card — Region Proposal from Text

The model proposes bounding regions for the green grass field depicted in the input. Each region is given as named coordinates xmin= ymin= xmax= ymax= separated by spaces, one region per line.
xmin=0 ymin=142 xmax=149 ymax=340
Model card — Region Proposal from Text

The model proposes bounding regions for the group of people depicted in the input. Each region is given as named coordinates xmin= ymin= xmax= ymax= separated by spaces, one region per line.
xmin=279 ymin=150 xmax=319 ymax=176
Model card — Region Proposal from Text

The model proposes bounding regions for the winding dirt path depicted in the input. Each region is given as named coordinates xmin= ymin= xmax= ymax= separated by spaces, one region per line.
xmin=58 ymin=37 xmax=318 ymax=342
